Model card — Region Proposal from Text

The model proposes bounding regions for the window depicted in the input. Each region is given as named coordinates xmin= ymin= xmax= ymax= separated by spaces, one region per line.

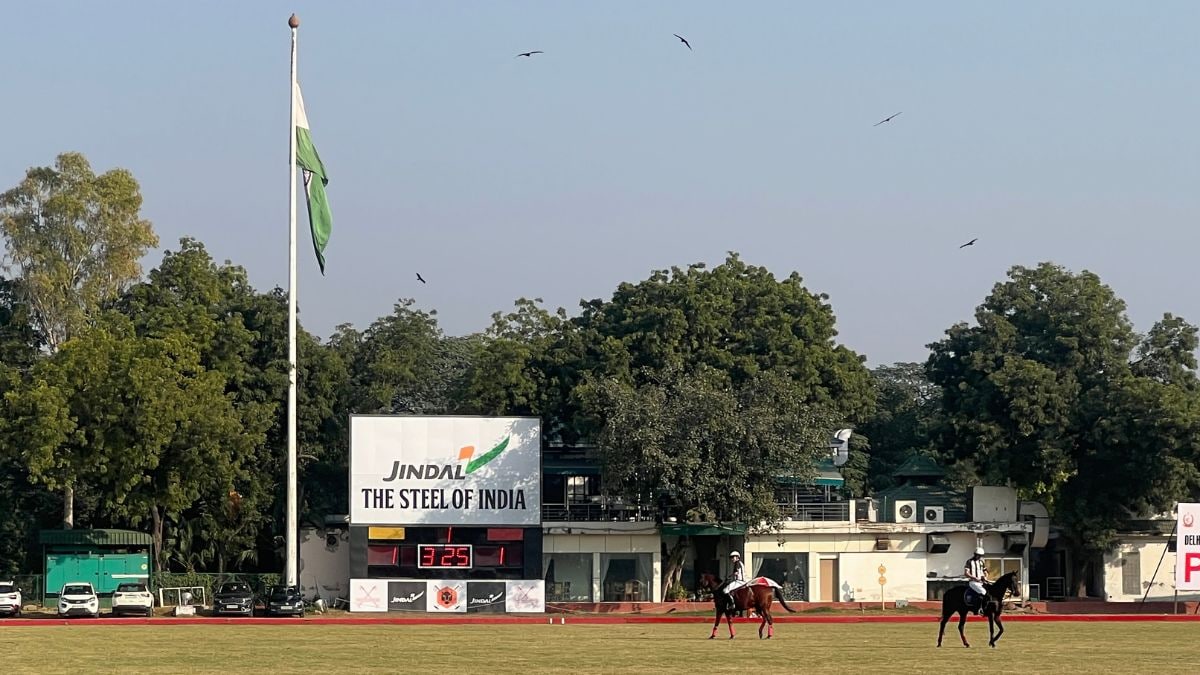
xmin=1121 ymin=551 xmax=1141 ymax=596
xmin=567 ymin=476 xmax=592 ymax=502
xmin=600 ymin=553 xmax=652 ymax=602
xmin=753 ymin=554 xmax=808 ymax=601
xmin=544 ymin=553 xmax=593 ymax=602
xmin=983 ymin=557 xmax=1022 ymax=585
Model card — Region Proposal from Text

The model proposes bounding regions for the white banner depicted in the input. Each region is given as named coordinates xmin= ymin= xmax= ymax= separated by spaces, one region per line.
xmin=505 ymin=580 xmax=545 ymax=613
xmin=1177 ymin=503 xmax=1200 ymax=591
xmin=349 ymin=579 xmax=388 ymax=612
xmin=350 ymin=416 xmax=541 ymax=526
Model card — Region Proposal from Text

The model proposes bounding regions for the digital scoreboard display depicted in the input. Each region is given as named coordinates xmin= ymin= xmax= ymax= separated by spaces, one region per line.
xmin=417 ymin=544 xmax=474 ymax=569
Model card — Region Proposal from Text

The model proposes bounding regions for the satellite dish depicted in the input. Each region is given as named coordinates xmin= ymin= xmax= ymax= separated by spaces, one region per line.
xmin=830 ymin=429 xmax=853 ymax=466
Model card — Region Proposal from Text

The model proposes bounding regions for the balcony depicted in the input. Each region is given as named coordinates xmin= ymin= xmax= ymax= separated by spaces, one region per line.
xmin=776 ymin=501 xmax=851 ymax=522
xmin=542 ymin=502 xmax=656 ymax=522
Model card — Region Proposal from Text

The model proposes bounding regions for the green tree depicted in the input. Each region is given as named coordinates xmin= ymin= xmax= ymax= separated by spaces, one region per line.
xmin=3 ymin=315 xmax=257 ymax=569
xmin=589 ymin=367 xmax=836 ymax=596
xmin=348 ymin=299 xmax=443 ymax=414
xmin=574 ymin=254 xmax=874 ymax=425
xmin=927 ymin=263 xmax=1200 ymax=595
xmin=858 ymin=363 xmax=938 ymax=492
xmin=0 ymin=152 xmax=159 ymax=527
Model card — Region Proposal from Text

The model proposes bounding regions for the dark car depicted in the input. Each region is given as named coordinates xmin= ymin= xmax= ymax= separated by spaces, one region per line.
xmin=265 ymin=585 xmax=305 ymax=618
xmin=213 ymin=582 xmax=256 ymax=617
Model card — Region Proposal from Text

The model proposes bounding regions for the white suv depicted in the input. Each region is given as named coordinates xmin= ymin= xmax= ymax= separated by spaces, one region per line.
xmin=0 ymin=581 xmax=21 ymax=617
xmin=111 ymin=582 xmax=154 ymax=617
xmin=58 ymin=582 xmax=100 ymax=618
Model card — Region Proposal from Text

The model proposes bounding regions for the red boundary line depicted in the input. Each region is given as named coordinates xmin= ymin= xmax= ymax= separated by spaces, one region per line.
xmin=4 ymin=614 xmax=1200 ymax=627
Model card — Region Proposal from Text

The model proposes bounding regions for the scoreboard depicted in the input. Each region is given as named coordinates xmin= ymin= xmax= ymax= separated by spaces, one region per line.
xmin=364 ymin=526 xmax=532 ymax=580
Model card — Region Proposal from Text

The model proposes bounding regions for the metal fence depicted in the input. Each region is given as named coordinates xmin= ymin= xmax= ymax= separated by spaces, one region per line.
xmin=776 ymin=502 xmax=851 ymax=522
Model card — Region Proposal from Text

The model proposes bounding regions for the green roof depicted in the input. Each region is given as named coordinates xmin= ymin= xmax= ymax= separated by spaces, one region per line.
xmin=893 ymin=455 xmax=946 ymax=479
xmin=39 ymin=529 xmax=153 ymax=547
xmin=777 ymin=458 xmax=844 ymax=487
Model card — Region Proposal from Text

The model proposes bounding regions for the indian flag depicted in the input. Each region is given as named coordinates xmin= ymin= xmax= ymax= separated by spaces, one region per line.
xmin=294 ymin=82 xmax=332 ymax=274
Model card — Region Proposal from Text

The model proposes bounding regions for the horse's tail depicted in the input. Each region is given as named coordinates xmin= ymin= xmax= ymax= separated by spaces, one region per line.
xmin=773 ymin=587 xmax=797 ymax=613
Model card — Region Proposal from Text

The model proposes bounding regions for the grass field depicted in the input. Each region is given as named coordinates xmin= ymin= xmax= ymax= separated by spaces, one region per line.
xmin=2 ymin=622 xmax=1197 ymax=674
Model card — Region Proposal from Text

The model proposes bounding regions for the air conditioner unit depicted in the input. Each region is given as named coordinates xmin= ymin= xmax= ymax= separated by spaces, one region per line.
xmin=923 ymin=506 xmax=945 ymax=524
xmin=895 ymin=500 xmax=918 ymax=523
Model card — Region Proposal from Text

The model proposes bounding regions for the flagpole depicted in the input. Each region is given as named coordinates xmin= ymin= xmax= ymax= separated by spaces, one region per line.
xmin=285 ymin=12 xmax=300 ymax=589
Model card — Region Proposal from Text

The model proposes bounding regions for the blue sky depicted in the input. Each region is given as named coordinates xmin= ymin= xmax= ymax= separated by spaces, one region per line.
xmin=3 ymin=2 xmax=1197 ymax=365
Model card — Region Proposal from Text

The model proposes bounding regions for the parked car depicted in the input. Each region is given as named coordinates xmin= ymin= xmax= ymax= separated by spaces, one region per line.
xmin=0 ymin=581 xmax=21 ymax=617
xmin=58 ymin=582 xmax=100 ymax=618
xmin=265 ymin=585 xmax=305 ymax=618
xmin=213 ymin=582 xmax=256 ymax=617
xmin=111 ymin=582 xmax=154 ymax=617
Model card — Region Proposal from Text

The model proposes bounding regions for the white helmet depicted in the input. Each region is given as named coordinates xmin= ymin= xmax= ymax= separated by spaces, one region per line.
xmin=975 ymin=547 xmax=985 ymax=556
xmin=729 ymin=551 xmax=741 ymax=558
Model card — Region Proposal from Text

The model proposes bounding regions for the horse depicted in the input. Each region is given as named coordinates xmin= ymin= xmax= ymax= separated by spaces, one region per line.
xmin=698 ymin=572 xmax=797 ymax=639
xmin=936 ymin=571 xmax=1021 ymax=649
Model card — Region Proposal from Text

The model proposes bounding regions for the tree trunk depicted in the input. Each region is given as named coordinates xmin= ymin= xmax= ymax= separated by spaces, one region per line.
xmin=62 ymin=485 xmax=74 ymax=529
xmin=661 ymin=537 xmax=689 ymax=598
xmin=151 ymin=506 xmax=164 ymax=573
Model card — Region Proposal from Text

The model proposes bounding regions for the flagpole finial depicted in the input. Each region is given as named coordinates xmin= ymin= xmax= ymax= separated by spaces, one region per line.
xmin=289 ymin=14 xmax=299 ymax=28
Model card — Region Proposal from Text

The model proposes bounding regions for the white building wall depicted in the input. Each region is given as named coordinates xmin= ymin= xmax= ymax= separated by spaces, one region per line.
xmin=745 ymin=528 xmax=1027 ymax=602
xmin=1102 ymin=540 xmax=1200 ymax=602
xmin=298 ymin=526 xmax=350 ymax=603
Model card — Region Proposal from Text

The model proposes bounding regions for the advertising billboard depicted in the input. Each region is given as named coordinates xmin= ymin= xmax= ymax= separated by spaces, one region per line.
xmin=350 ymin=416 xmax=541 ymax=526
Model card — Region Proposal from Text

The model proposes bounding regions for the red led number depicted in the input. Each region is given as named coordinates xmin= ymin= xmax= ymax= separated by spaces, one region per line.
xmin=419 ymin=545 xmax=471 ymax=568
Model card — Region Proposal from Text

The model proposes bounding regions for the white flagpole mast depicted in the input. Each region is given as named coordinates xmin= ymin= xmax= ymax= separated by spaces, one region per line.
xmin=285 ymin=13 xmax=300 ymax=588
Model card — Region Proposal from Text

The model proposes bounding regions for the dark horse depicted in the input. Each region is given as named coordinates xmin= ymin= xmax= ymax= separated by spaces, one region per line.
xmin=937 ymin=571 xmax=1021 ymax=649
xmin=698 ymin=572 xmax=797 ymax=639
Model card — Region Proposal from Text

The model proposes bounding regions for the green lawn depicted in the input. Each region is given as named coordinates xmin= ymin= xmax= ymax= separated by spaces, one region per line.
xmin=1 ymin=622 xmax=1197 ymax=674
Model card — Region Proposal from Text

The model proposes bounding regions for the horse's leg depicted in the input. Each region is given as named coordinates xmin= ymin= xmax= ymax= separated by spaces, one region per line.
xmin=957 ymin=610 xmax=970 ymax=648
xmin=726 ymin=611 xmax=736 ymax=639
xmin=709 ymin=607 xmax=721 ymax=639
xmin=766 ymin=609 xmax=774 ymax=639
xmin=937 ymin=612 xmax=949 ymax=647
xmin=991 ymin=613 xmax=1004 ymax=648
xmin=986 ymin=612 xmax=995 ymax=648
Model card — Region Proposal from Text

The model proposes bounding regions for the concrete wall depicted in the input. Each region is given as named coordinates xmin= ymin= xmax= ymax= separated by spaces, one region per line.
xmin=543 ymin=533 xmax=662 ymax=602
xmin=1102 ymin=540 xmax=1200 ymax=602
xmin=299 ymin=526 xmax=350 ymax=603
xmin=744 ymin=529 xmax=1026 ymax=602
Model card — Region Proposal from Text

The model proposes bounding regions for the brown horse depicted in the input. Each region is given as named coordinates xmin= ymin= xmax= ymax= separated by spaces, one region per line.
xmin=699 ymin=572 xmax=797 ymax=639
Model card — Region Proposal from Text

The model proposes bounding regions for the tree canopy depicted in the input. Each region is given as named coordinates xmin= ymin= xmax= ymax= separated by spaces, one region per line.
xmin=927 ymin=263 xmax=1200 ymax=594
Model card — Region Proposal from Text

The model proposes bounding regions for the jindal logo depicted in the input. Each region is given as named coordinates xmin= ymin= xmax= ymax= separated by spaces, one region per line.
xmin=391 ymin=591 xmax=424 ymax=604
xmin=382 ymin=436 xmax=511 ymax=482
xmin=469 ymin=592 xmax=504 ymax=606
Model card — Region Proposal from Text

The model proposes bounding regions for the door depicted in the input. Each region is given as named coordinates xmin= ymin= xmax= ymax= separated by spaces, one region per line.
xmin=820 ymin=558 xmax=838 ymax=602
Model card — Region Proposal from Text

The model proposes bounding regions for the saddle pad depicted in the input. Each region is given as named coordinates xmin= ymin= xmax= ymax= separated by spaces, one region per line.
xmin=747 ymin=577 xmax=782 ymax=589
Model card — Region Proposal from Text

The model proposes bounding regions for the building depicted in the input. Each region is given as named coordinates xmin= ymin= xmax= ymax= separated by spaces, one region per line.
xmin=539 ymin=448 xmax=1040 ymax=605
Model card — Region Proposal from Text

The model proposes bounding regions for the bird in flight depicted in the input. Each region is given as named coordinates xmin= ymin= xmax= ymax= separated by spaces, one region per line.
xmin=673 ymin=34 xmax=691 ymax=50
xmin=516 ymin=51 xmax=543 ymax=58
xmin=416 ymin=273 xmax=427 ymax=284
xmin=873 ymin=112 xmax=902 ymax=127
xmin=959 ymin=238 xmax=978 ymax=249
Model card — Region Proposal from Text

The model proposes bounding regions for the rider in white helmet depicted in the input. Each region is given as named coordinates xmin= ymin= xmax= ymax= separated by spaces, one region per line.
xmin=721 ymin=551 xmax=747 ymax=615
xmin=964 ymin=546 xmax=988 ymax=614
